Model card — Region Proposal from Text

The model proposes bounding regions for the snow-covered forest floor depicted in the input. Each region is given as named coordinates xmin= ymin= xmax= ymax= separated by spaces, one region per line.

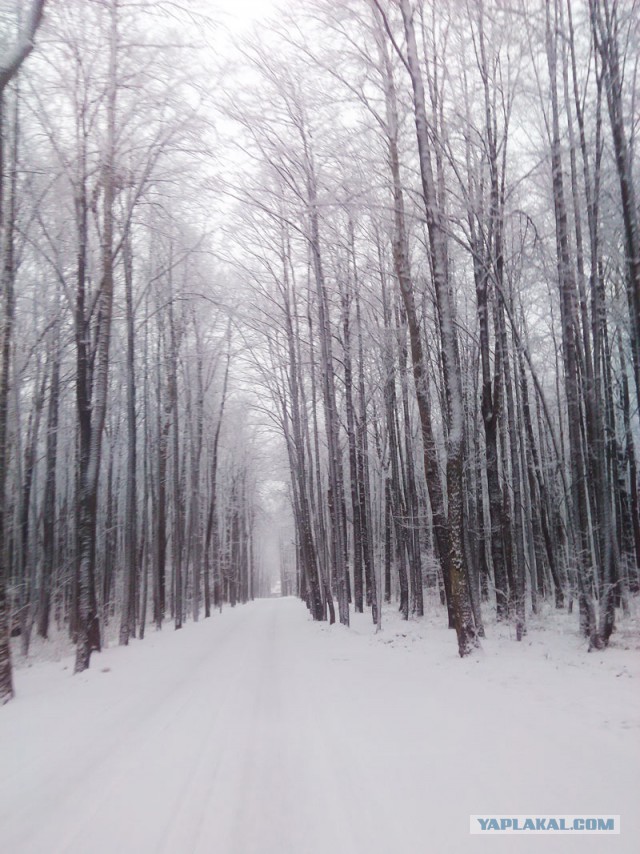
xmin=2 ymin=597 xmax=638 ymax=854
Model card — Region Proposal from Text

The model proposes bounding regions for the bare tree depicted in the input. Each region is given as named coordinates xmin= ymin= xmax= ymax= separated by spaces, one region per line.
xmin=0 ymin=0 xmax=47 ymax=703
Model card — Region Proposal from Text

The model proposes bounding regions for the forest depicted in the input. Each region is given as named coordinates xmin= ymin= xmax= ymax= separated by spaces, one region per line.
xmin=0 ymin=0 xmax=639 ymax=708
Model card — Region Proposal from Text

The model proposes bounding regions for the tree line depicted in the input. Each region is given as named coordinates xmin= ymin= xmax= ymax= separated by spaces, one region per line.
xmin=225 ymin=0 xmax=639 ymax=654
xmin=1 ymin=0 xmax=639 ymax=706
xmin=0 ymin=0 xmax=266 ymax=705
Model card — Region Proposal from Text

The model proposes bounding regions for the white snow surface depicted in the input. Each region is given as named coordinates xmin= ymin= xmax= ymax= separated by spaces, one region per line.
xmin=1 ymin=597 xmax=638 ymax=854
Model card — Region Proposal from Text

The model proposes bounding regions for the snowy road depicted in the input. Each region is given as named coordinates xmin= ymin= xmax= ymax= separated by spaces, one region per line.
xmin=1 ymin=597 xmax=638 ymax=854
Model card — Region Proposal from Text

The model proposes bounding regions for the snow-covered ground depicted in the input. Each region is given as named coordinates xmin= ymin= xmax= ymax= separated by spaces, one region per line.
xmin=1 ymin=597 xmax=638 ymax=854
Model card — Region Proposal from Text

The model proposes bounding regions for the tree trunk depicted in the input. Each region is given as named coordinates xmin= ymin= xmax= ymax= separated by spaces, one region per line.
xmin=397 ymin=0 xmax=477 ymax=654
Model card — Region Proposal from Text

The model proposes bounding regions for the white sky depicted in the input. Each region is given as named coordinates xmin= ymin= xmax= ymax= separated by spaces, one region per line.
xmin=213 ymin=0 xmax=277 ymax=31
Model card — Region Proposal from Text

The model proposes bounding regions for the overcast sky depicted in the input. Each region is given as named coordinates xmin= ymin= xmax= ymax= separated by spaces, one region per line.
xmin=214 ymin=0 xmax=277 ymax=31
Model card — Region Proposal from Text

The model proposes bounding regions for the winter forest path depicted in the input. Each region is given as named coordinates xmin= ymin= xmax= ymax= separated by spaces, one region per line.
xmin=1 ymin=597 xmax=638 ymax=854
